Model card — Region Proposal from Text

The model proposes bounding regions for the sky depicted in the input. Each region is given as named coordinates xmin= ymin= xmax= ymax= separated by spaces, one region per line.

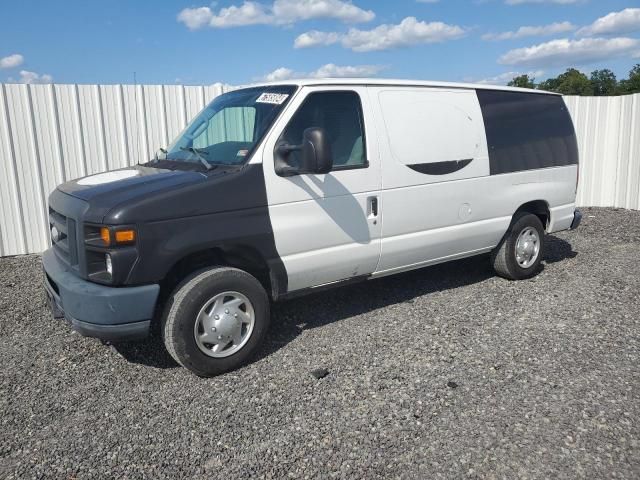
xmin=1 ymin=0 xmax=639 ymax=86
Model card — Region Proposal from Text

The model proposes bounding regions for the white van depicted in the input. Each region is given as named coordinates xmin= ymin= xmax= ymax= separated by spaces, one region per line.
xmin=43 ymin=79 xmax=581 ymax=376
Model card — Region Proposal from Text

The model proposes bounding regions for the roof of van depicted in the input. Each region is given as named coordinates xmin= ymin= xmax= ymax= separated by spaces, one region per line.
xmin=249 ymin=78 xmax=561 ymax=95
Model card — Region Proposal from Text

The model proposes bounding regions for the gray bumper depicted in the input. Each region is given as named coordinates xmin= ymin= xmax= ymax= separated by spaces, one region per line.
xmin=570 ymin=209 xmax=582 ymax=230
xmin=42 ymin=248 xmax=160 ymax=342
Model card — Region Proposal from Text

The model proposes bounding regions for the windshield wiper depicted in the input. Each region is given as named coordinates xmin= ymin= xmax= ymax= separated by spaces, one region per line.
xmin=180 ymin=147 xmax=214 ymax=171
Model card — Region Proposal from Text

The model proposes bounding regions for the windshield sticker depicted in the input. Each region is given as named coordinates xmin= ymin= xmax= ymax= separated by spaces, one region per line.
xmin=236 ymin=149 xmax=249 ymax=157
xmin=256 ymin=93 xmax=289 ymax=105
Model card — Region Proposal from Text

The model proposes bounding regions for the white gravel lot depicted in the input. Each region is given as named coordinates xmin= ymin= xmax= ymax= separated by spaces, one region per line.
xmin=1 ymin=207 xmax=639 ymax=479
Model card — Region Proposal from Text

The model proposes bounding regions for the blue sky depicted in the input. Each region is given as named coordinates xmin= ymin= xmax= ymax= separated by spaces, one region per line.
xmin=1 ymin=0 xmax=639 ymax=86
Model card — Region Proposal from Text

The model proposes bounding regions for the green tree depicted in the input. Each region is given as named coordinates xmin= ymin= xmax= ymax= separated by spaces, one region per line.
xmin=590 ymin=69 xmax=617 ymax=96
xmin=618 ymin=64 xmax=640 ymax=94
xmin=537 ymin=77 xmax=560 ymax=93
xmin=508 ymin=74 xmax=536 ymax=89
xmin=539 ymin=68 xmax=594 ymax=95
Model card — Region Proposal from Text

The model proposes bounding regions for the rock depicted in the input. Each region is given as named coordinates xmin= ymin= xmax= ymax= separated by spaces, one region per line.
xmin=310 ymin=368 xmax=330 ymax=380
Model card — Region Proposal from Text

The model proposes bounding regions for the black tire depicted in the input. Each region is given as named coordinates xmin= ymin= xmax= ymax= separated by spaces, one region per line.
xmin=491 ymin=212 xmax=545 ymax=280
xmin=161 ymin=267 xmax=270 ymax=377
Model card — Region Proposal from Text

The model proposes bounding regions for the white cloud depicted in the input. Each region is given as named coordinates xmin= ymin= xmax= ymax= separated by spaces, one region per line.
xmin=505 ymin=0 xmax=583 ymax=4
xmin=210 ymin=2 xmax=273 ymax=28
xmin=263 ymin=67 xmax=296 ymax=82
xmin=310 ymin=63 xmax=385 ymax=77
xmin=475 ymin=70 xmax=545 ymax=85
xmin=177 ymin=7 xmax=216 ymax=30
xmin=499 ymin=37 xmax=640 ymax=67
xmin=577 ymin=8 xmax=640 ymax=37
xmin=0 ymin=53 xmax=24 ymax=69
xmin=344 ymin=17 xmax=466 ymax=51
xmin=272 ymin=0 xmax=374 ymax=23
xmin=482 ymin=21 xmax=575 ymax=41
xmin=178 ymin=0 xmax=374 ymax=30
xmin=261 ymin=63 xmax=386 ymax=81
xmin=8 ymin=70 xmax=53 ymax=84
xmin=295 ymin=17 xmax=465 ymax=52
xmin=294 ymin=30 xmax=341 ymax=48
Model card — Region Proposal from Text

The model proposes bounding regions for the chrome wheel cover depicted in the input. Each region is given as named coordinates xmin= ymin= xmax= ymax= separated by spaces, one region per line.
xmin=515 ymin=227 xmax=541 ymax=269
xmin=193 ymin=291 xmax=255 ymax=358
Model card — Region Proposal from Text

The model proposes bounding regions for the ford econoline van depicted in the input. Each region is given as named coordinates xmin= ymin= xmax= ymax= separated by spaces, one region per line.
xmin=43 ymin=79 xmax=581 ymax=376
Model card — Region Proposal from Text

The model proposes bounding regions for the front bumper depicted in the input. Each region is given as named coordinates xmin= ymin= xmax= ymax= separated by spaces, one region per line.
xmin=42 ymin=248 xmax=160 ymax=342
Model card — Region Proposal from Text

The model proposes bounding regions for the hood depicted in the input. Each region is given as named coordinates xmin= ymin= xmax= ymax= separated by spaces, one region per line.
xmin=59 ymin=165 xmax=205 ymax=201
xmin=57 ymin=165 xmax=206 ymax=223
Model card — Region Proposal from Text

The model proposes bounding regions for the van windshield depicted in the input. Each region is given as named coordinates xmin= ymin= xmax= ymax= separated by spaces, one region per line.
xmin=162 ymin=86 xmax=296 ymax=168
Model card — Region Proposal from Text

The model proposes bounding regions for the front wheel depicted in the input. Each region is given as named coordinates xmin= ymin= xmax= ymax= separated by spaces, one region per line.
xmin=491 ymin=212 xmax=545 ymax=280
xmin=162 ymin=267 xmax=270 ymax=377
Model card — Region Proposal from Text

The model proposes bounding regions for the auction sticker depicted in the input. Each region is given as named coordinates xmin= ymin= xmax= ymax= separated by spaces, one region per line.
xmin=256 ymin=93 xmax=289 ymax=105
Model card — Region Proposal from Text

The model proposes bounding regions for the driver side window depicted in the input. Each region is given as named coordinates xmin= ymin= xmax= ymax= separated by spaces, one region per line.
xmin=280 ymin=91 xmax=367 ymax=170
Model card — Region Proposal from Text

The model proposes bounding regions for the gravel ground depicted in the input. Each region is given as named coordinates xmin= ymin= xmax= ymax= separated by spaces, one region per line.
xmin=1 ymin=207 xmax=639 ymax=479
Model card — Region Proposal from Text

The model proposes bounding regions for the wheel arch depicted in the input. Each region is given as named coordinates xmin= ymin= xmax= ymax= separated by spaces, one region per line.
xmin=160 ymin=244 xmax=278 ymax=302
xmin=513 ymin=200 xmax=551 ymax=231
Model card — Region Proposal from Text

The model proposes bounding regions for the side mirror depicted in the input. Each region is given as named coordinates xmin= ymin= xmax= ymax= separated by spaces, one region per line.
xmin=300 ymin=127 xmax=333 ymax=174
xmin=275 ymin=127 xmax=333 ymax=176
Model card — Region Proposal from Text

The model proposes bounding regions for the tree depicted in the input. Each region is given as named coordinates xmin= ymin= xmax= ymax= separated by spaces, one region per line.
xmin=508 ymin=74 xmax=536 ymax=89
xmin=590 ymin=69 xmax=617 ymax=96
xmin=538 ymin=68 xmax=594 ymax=96
xmin=537 ymin=77 xmax=559 ymax=92
xmin=618 ymin=64 xmax=640 ymax=94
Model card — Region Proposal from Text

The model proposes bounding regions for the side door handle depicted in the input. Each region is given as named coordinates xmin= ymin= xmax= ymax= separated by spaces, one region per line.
xmin=368 ymin=196 xmax=378 ymax=223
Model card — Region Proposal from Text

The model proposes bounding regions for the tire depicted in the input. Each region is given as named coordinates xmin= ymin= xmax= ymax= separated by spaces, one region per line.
xmin=491 ymin=212 xmax=545 ymax=280
xmin=161 ymin=266 xmax=270 ymax=377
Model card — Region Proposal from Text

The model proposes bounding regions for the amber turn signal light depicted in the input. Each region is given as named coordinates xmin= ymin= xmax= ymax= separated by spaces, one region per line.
xmin=100 ymin=227 xmax=111 ymax=245
xmin=115 ymin=229 xmax=136 ymax=243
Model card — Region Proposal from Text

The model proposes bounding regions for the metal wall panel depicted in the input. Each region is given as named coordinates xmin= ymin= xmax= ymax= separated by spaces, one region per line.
xmin=564 ymin=94 xmax=640 ymax=210
xmin=0 ymin=85 xmax=637 ymax=257
xmin=0 ymin=82 xmax=229 ymax=256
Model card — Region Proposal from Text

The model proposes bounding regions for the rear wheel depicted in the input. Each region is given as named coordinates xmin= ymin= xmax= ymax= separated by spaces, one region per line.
xmin=162 ymin=267 xmax=270 ymax=377
xmin=491 ymin=212 xmax=544 ymax=280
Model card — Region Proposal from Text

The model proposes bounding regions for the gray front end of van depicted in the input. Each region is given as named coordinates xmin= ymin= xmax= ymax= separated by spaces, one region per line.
xmin=42 ymin=189 xmax=160 ymax=341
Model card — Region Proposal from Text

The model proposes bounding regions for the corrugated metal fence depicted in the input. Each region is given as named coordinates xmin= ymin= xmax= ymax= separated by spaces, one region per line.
xmin=564 ymin=94 xmax=639 ymax=211
xmin=0 ymin=84 xmax=638 ymax=257
xmin=0 ymin=83 xmax=229 ymax=256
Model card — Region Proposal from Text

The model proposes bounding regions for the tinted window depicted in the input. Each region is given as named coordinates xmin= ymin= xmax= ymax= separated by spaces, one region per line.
xmin=280 ymin=91 xmax=366 ymax=170
xmin=476 ymin=90 xmax=578 ymax=175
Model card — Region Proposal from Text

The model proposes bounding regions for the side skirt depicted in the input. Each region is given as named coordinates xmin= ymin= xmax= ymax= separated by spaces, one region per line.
xmin=277 ymin=274 xmax=371 ymax=301
xmin=276 ymin=246 xmax=495 ymax=301
xmin=371 ymin=247 xmax=494 ymax=279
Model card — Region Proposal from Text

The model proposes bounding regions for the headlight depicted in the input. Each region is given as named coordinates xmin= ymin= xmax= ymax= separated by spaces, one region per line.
xmin=85 ymin=225 xmax=136 ymax=247
xmin=105 ymin=254 xmax=113 ymax=276
xmin=83 ymin=225 xmax=137 ymax=285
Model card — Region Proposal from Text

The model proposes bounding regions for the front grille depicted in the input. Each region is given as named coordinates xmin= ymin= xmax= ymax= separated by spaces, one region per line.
xmin=49 ymin=207 xmax=78 ymax=266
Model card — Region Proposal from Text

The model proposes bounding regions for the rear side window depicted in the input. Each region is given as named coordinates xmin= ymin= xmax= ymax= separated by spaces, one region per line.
xmin=279 ymin=91 xmax=367 ymax=170
xmin=476 ymin=90 xmax=578 ymax=175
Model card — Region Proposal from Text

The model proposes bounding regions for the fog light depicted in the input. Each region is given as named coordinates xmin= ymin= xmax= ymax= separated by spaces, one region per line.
xmin=105 ymin=254 xmax=113 ymax=276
